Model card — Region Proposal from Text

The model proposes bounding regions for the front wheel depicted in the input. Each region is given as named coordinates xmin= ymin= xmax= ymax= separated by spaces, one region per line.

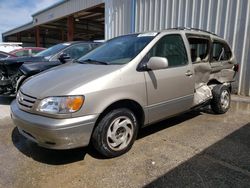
xmin=91 ymin=108 xmax=138 ymax=158
xmin=211 ymin=85 xmax=231 ymax=114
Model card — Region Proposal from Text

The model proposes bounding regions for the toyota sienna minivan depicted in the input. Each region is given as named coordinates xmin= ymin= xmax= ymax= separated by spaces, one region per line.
xmin=11 ymin=28 xmax=238 ymax=157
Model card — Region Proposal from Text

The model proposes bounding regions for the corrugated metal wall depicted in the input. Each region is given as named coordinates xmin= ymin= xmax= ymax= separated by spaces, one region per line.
xmin=134 ymin=0 xmax=250 ymax=96
xmin=105 ymin=0 xmax=133 ymax=39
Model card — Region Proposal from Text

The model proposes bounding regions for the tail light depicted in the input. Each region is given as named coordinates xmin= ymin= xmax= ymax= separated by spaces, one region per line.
xmin=233 ymin=64 xmax=239 ymax=72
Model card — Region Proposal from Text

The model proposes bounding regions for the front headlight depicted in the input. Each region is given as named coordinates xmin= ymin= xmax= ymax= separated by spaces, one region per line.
xmin=37 ymin=96 xmax=84 ymax=114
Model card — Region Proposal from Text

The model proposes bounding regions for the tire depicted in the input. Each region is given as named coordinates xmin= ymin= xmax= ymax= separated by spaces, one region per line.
xmin=91 ymin=108 xmax=138 ymax=158
xmin=211 ymin=84 xmax=231 ymax=114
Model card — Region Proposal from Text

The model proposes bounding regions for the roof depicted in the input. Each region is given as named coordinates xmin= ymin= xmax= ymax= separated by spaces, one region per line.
xmin=3 ymin=0 xmax=104 ymax=38
xmin=0 ymin=42 xmax=23 ymax=45
xmin=9 ymin=47 xmax=46 ymax=53
xmin=167 ymin=27 xmax=217 ymax=36
xmin=2 ymin=22 xmax=33 ymax=37
xmin=32 ymin=0 xmax=67 ymax=16
xmin=2 ymin=1 xmax=67 ymax=36
xmin=62 ymin=40 xmax=100 ymax=44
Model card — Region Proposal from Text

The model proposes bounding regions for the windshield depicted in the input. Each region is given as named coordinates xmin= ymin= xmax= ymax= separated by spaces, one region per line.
xmin=35 ymin=43 xmax=70 ymax=59
xmin=78 ymin=33 xmax=156 ymax=65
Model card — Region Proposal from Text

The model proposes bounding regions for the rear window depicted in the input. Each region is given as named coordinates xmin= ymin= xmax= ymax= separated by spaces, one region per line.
xmin=32 ymin=49 xmax=43 ymax=55
xmin=63 ymin=43 xmax=94 ymax=59
xmin=35 ymin=43 xmax=68 ymax=58
xmin=212 ymin=41 xmax=232 ymax=61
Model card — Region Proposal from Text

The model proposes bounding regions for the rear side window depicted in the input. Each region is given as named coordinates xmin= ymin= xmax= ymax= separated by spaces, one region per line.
xmin=32 ymin=49 xmax=43 ymax=55
xmin=15 ymin=50 xmax=29 ymax=57
xmin=91 ymin=43 xmax=101 ymax=48
xmin=146 ymin=34 xmax=188 ymax=67
xmin=188 ymin=38 xmax=209 ymax=62
xmin=212 ymin=41 xmax=232 ymax=61
xmin=63 ymin=43 xmax=93 ymax=59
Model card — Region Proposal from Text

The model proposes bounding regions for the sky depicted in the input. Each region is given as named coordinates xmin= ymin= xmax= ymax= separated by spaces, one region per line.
xmin=0 ymin=0 xmax=62 ymax=42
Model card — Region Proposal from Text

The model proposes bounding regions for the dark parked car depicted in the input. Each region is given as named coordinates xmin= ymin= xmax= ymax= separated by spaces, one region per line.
xmin=10 ymin=47 xmax=46 ymax=57
xmin=0 ymin=41 xmax=101 ymax=95
xmin=0 ymin=51 xmax=16 ymax=59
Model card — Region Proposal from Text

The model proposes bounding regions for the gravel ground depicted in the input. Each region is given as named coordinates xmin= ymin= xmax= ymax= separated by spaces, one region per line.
xmin=0 ymin=96 xmax=250 ymax=188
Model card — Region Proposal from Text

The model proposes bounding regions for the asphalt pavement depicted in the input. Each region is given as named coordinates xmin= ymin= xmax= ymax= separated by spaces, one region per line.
xmin=0 ymin=96 xmax=250 ymax=187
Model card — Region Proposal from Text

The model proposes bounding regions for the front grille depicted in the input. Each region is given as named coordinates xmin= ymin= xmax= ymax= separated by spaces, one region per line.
xmin=17 ymin=91 xmax=37 ymax=110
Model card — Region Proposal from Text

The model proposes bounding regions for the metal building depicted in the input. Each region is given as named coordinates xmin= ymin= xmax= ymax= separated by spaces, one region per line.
xmin=2 ymin=0 xmax=250 ymax=95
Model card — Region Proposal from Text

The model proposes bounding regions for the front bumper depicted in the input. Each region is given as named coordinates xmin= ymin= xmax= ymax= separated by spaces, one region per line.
xmin=11 ymin=100 xmax=98 ymax=149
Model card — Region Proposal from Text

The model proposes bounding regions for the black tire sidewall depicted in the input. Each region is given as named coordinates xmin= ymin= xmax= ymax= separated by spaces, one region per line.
xmin=92 ymin=108 xmax=138 ymax=157
xmin=211 ymin=85 xmax=231 ymax=114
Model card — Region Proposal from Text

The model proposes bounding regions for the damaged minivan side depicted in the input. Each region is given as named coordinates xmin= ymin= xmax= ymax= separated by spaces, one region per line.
xmin=11 ymin=28 xmax=238 ymax=158
xmin=188 ymin=33 xmax=237 ymax=112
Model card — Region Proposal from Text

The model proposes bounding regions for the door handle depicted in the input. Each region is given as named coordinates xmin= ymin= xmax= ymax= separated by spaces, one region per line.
xmin=185 ymin=70 xmax=193 ymax=76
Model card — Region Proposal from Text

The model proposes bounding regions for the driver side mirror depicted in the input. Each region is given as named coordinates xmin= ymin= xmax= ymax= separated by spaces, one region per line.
xmin=147 ymin=57 xmax=169 ymax=70
xmin=58 ymin=53 xmax=71 ymax=63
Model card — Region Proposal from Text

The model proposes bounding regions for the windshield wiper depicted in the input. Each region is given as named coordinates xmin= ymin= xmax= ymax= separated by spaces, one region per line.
xmin=78 ymin=59 xmax=109 ymax=65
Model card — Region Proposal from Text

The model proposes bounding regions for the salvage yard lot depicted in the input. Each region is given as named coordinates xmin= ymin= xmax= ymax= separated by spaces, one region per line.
xmin=0 ymin=97 xmax=250 ymax=187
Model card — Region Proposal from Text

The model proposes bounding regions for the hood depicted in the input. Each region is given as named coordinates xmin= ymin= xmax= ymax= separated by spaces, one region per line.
xmin=0 ymin=56 xmax=46 ymax=65
xmin=21 ymin=63 xmax=122 ymax=99
xmin=20 ymin=61 xmax=61 ymax=76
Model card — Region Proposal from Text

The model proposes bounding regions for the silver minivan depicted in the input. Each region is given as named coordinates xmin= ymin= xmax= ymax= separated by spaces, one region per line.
xmin=11 ymin=28 xmax=238 ymax=157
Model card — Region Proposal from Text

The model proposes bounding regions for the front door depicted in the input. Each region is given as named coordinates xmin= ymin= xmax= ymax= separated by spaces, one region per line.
xmin=144 ymin=34 xmax=195 ymax=124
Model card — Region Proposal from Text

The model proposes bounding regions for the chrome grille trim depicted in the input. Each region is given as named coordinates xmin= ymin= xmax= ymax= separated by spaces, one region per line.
xmin=17 ymin=91 xmax=37 ymax=111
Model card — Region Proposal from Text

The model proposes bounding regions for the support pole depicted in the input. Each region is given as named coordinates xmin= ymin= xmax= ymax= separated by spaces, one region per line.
xmin=35 ymin=26 xmax=40 ymax=47
xmin=61 ymin=29 xmax=65 ymax=42
xmin=16 ymin=33 xmax=21 ymax=42
xmin=67 ymin=16 xmax=74 ymax=41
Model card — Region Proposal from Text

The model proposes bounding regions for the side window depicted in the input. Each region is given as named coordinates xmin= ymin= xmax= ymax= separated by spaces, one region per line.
xmin=212 ymin=41 xmax=232 ymax=61
xmin=0 ymin=54 xmax=7 ymax=58
xmin=32 ymin=49 xmax=42 ymax=55
xmin=91 ymin=43 xmax=101 ymax=49
xmin=15 ymin=50 xmax=29 ymax=57
xmin=63 ymin=44 xmax=92 ymax=59
xmin=188 ymin=37 xmax=209 ymax=62
xmin=146 ymin=34 xmax=188 ymax=67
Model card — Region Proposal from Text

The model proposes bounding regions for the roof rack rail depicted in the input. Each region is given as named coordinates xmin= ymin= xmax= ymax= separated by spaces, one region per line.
xmin=168 ymin=27 xmax=217 ymax=36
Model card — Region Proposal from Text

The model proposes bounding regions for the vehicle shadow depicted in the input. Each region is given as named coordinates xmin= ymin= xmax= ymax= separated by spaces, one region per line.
xmin=11 ymin=110 xmax=202 ymax=165
xmin=0 ymin=96 xmax=14 ymax=105
xmin=138 ymin=110 xmax=201 ymax=139
xmin=145 ymin=123 xmax=250 ymax=187
xmin=11 ymin=127 xmax=89 ymax=165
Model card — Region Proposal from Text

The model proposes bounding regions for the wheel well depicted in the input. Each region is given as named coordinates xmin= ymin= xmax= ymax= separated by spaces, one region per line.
xmin=207 ymin=79 xmax=232 ymax=92
xmin=16 ymin=78 xmax=25 ymax=92
xmin=207 ymin=79 xmax=221 ymax=86
xmin=95 ymin=99 xmax=145 ymax=128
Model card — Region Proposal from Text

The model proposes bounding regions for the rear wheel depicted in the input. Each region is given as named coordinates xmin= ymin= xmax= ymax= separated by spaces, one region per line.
xmin=91 ymin=108 xmax=138 ymax=158
xmin=211 ymin=85 xmax=231 ymax=114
